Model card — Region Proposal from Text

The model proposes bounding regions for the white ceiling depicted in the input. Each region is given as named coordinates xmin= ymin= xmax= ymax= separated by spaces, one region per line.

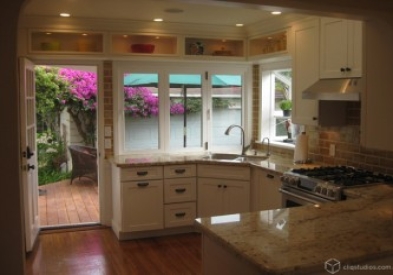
xmin=21 ymin=0 xmax=285 ymax=27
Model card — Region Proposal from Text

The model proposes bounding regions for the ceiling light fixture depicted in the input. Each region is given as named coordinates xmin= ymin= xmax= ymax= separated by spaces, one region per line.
xmin=271 ymin=11 xmax=282 ymax=15
xmin=154 ymin=18 xmax=163 ymax=22
xmin=236 ymin=23 xmax=244 ymax=27
xmin=60 ymin=13 xmax=71 ymax=17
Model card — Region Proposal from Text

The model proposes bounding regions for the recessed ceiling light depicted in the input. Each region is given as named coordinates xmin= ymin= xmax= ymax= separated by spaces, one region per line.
xmin=60 ymin=13 xmax=71 ymax=17
xmin=154 ymin=18 xmax=163 ymax=22
xmin=271 ymin=11 xmax=282 ymax=15
xmin=236 ymin=23 xmax=244 ymax=27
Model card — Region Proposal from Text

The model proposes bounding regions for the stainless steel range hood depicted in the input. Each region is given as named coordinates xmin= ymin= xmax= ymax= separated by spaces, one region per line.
xmin=302 ymin=78 xmax=363 ymax=101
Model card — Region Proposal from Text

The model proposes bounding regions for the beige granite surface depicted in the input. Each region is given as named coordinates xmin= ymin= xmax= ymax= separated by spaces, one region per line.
xmin=195 ymin=185 xmax=393 ymax=275
xmin=110 ymin=152 xmax=308 ymax=173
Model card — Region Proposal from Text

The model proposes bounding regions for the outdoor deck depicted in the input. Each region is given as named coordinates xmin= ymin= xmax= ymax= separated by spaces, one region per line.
xmin=38 ymin=178 xmax=99 ymax=227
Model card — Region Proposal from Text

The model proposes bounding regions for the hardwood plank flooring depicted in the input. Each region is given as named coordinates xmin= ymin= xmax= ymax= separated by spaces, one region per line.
xmin=39 ymin=179 xmax=99 ymax=227
xmin=26 ymin=228 xmax=202 ymax=275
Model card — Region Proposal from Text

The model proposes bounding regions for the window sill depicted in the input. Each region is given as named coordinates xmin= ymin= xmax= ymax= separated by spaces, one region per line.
xmin=256 ymin=139 xmax=295 ymax=150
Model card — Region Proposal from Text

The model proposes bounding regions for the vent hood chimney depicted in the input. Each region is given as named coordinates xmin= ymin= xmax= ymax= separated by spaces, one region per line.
xmin=302 ymin=78 xmax=362 ymax=101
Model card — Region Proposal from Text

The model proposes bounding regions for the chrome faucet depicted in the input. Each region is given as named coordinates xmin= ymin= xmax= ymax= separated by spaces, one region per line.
xmin=261 ymin=137 xmax=270 ymax=156
xmin=224 ymin=124 xmax=249 ymax=155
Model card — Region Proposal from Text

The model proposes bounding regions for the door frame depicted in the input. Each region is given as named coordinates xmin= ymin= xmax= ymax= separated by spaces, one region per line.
xmin=28 ymin=58 xmax=110 ymax=227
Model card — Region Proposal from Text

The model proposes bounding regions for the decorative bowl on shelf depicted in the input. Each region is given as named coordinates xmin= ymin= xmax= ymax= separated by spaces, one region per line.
xmin=131 ymin=44 xmax=155 ymax=53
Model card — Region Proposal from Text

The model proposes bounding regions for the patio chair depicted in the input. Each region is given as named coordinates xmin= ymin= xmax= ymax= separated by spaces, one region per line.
xmin=68 ymin=144 xmax=98 ymax=184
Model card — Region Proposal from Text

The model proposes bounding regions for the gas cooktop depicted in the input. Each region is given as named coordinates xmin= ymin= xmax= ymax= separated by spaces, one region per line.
xmin=281 ymin=165 xmax=393 ymax=201
xmin=290 ymin=166 xmax=393 ymax=187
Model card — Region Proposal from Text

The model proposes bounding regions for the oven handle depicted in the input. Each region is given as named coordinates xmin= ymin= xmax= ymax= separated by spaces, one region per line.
xmin=279 ymin=188 xmax=322 ymax=205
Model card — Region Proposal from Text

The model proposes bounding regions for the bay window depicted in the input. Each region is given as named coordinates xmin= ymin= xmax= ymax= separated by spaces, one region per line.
xmin=114 ymin=62 xmax=249 ymax=155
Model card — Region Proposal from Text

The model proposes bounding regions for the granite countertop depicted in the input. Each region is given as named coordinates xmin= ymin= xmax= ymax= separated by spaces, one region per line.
xmin=110 ymin=152 xmax=308 ymax=173
xmin=195 ymin=184 xmax=393 ymax=275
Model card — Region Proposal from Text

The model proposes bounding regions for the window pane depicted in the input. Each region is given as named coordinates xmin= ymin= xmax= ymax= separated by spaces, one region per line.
xmin=169 ymin=74 xmax=202 ymax=149
xmin=211 ymin=74 xmax=242 ymax=148
xmin=123 ymin=73 xmax=159 ymax=151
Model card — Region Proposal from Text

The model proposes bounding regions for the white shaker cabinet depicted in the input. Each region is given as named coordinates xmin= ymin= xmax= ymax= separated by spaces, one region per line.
xmin=291 ymin=17 xmax=320 ymax=126
xmin=163 ymin=164 xmax=197 ymax=228
xmin=197 ymin=164 xmax=250 ymax=218
xmin=111 ymin=165 xmax=164 ymax=238
xmin=251 ymin=168 xmax=282 ymax=211
xmin=320 ymin=18 xmax=363 ymax=78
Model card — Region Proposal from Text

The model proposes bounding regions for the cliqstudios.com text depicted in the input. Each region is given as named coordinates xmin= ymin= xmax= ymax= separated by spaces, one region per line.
xmin=343 ymin=264 xmax=392 ymax=272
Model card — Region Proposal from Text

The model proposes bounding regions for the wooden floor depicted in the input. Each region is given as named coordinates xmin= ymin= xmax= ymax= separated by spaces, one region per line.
xmin=38 ymin=178 xmax=99 ymax=227
xmin=26 ymin=228 xmax=202 ymax=275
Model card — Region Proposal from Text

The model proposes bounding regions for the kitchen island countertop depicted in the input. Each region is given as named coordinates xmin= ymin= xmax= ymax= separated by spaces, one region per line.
xmin=195 ymin=184 xmax=393 ymax=275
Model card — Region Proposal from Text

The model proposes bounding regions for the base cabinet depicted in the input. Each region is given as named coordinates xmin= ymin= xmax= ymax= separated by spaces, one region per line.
xmin=252 ymin=167 xmax=282 ymax=211
xmin=163 ymin=164 xmax=197 ymax=228
xmin=122 ymin=180 xmax=164 ymax=232
xmin=111 ymin=165 xmax=164 ymax=237
xmin=197 ymin=164 xmax=250 ymax=218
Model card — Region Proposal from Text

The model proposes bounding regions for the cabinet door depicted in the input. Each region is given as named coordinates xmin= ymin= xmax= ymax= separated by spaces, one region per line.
xmin=291 ymin=18 xmax=319 ymax=126
xmin=222 ymin=180 xmax=250 ymax=215
xmin=197 ymin=178 xmax=250 ymax=218
xmin=255 ymin=169 xmax=282 ymax=211
xmin=197 ymin=178 xmax=223 ymax=218
xmin=122 ymin=180 xmax=164 ymax=232
xmin=320 ymin=18 xmax=362 ymax=78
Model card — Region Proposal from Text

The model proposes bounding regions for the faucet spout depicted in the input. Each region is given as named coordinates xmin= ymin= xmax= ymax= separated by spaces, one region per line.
xmin=224 ymin=124 xmax=248 ymax=155
xmin=261 ymin=137 xmax=270 ymax=156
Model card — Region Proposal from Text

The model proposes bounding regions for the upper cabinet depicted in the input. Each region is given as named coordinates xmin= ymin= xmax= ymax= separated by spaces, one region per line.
xmin=111 ymin=34 xmax=178 ymax=56
xmin=249 ymin=31 xmax=288 ymax=58
xmin=291 ymin=18 xmax=319 ymax=126
xmin=184 ymin=37 xmax=244 ymax=58
xmin=30 ymin=31 xmax=104 ymax=54
xmin=320 ymin=18 xmax=363 ymax=78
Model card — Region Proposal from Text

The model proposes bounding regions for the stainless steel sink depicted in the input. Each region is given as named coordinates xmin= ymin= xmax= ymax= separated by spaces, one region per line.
xmin=202 ymin=153 xmax=269 ymax=162
xmin=233 ymin=155 xmax=269 ymax=162
xmin=202 ymin=153 xmax=240 ymax=161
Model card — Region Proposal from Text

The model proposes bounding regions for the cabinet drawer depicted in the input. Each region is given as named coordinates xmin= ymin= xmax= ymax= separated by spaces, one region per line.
xmin=120 ymin=166 xmax=163 ymax=181
xmin=164 ymin=164 xmax=196 ymax=178
xmin=164 ymin=178 xmax=196 ymax=203
xmin=164 ymin=202 xmax=196 ymax=228
xmin=197 ymin=164 xmax=250 ymax=180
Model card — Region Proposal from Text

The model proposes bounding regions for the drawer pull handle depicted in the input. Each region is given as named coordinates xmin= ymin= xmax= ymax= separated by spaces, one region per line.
xmin=175 ymin=212 xmax=186 ymax=218
xmin=175 ymin=169 xmax=186 ymax=174
xmin=137 ymin=182 xmax=149 ymax=187
xmin=175 ymin=188 xmax=186 ymax=193
xmin=267 ymin=174 xmax=274 ymax=179
xmin=137 ymin=171 xmax=148 ymax=176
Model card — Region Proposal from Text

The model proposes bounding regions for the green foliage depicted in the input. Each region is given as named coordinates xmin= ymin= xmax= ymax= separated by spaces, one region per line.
xmin=279 ymin=99 xmax=292 ymax=110
xmin=35 ymin=66 xmax=67 ymax=132
xmin=37 ymin=132 xmax=69 ymax=186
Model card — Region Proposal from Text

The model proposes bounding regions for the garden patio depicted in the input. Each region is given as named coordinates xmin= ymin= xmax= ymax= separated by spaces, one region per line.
xmin=38 ymin=178 xmax=99 ymax=227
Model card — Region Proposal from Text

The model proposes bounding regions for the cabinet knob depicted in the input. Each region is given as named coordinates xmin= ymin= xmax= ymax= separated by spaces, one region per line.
xmin=218 ymin=185 xmax=222 ymax=188
xmin=223 ymin=185 xmax=227 ymax=188
xmin=340 ymin=67 xmax=346 ymax=72
xmin=345 ymin=67 xmax=351 ymax=72
xmin=312 ymin=117 xmax=318 ymax=121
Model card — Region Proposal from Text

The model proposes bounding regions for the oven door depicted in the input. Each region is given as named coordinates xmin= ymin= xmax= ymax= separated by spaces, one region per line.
xmin=279 ymin=187 xmax=331 ymax=208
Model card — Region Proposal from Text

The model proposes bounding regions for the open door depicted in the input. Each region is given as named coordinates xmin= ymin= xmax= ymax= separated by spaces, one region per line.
xmin=19 ymin=58 xmax=39 ymax=252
